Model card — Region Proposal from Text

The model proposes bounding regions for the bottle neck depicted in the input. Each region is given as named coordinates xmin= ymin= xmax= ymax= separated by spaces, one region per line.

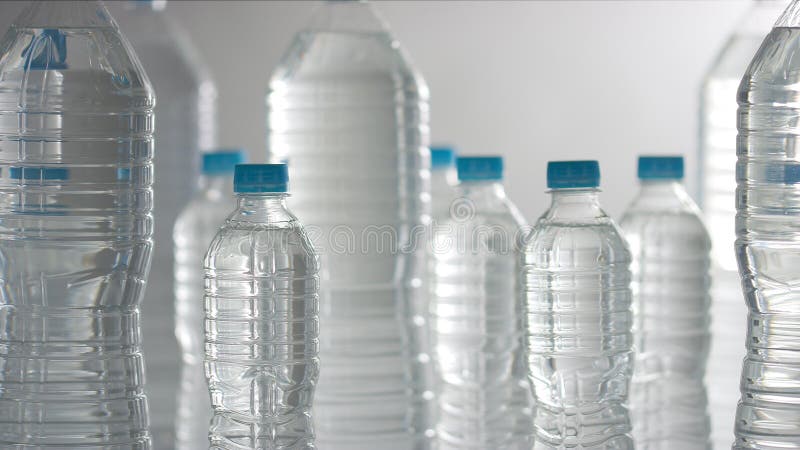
xmin=308 ymin=0 xmax=389 ymax=33
xmin=431 ymin=167 xmax=457 ymax=190
xmin=198 ymin=174 xmax=234 ymax=200
xmin=632 ymin=179 xmax=697 ymax=211
xmin=459 ymin=179 xmax=506 ymax=200
xmin=230 ymin=194 xmax=294 ymax=224
xmin=125 ymin=0 xmax=167 ymax=12
xmin=545 ymin=188 xmax=606 ymax=221
xmin=775 ymin=0 xmax=800 ymax=27
xmin=15 ymin=1 xmax=114 ymax=29
xmin=740 ymin=0 xmax=791 ymax=33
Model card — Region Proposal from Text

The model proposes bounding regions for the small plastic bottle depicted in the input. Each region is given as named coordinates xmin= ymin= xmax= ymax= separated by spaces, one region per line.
xmin=203 ymin=164 xmax=320 ymax=449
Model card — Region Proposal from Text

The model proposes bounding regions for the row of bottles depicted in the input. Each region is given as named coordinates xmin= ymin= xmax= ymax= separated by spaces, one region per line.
xmin=0 ymin=0 xmax=799 ymax=448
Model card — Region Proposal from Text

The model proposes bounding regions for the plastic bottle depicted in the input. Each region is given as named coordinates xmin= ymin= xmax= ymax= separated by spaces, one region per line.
xmin=265 ymin=1 xmax=430 ymax=447
xmin=0 ymin=1 xmax=154 ymax=447
xmin=173 ymin=150 xmax=245 ymax=450
xmin=203 ymin=164 xmax=320 ymax=449
xmin=620 ymin=156 xmax=711 ymax=449
xmin=522 ymin=160 xmax=633 ymax=449
xmin=429 ymin=156 xmax=531 ymax=449
xmin=698 ymin=3 xmax=788 ymax=445
xmin=734 ymin=2 xmax=800 ymax=447
xmin=112 ymin=1 xmax=218 ymax=443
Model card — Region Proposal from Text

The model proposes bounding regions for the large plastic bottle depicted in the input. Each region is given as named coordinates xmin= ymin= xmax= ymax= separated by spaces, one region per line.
xmin=698 ymin=3 xmax=788 ymax=445
xmin=173 ymin=150 xmax=245 ymax=450
xmin=620 ymin=156 xmax=711 ymax=449
xmin=734 ymin=2 xmax=800 ymax=447
xmin=522 ymin=160 xmax=633 ymax=449
xmin=112 ymin=1 xmax=217 ymax=444
xmin=265 ymin=1 xmax=430 ymax=447
xmin=429 ymin=156 xmax=531 ymax=449
xmin=203 ymin=164 xmax=320 ymax=449
xmin=0 ymin=1 xmax=154 ymax=447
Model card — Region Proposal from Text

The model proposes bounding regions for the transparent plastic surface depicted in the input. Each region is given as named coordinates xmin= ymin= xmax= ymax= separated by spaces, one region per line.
xmin=266 ymin=1 xmax=430 ymax=447
xmin=620 ymin=180 xmax=711 ymax=449
xmin=0 ymin=1 xmax=154 ymax=447
xmin=173 ymin=174 xmax=233 ymax=450
xmin=734 ymin=4 xmax=800 ymax=445
xmin=203 ymin=194 xmax=320 ymax=449
xmin=522 ymin=189 xmax=633 ymax=449
xmin=113 ymin=2 xmax=218 ymax=444
xmin=698 ymin=4 xmax=788 ymax=445
xmin=429 ymin=180 xmax=532 ymax=449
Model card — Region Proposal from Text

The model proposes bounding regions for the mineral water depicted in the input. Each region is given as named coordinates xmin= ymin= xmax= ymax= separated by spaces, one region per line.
xmin=522 ymin=160 xmax=633 ymax=449
xmin=113 ymin=1 xmax=218 ymax=443
xmin=430 ymin=147 xmax=458 ymax=220
xmin=620 ymin=156 xmax=711 ymax=449
xmin=203 ymin=164 xmax=319 ymax=449
xmin=698 ymin=3 xmax=787 ymax=445
xmin=173 ymin=150 xmax=245 ymax=450
xmin=734 ymin=3 xmax=800 ymax=446
xmin=430 ymin=156 xmax=531 ymax=449
xmin=0 ymin=1 xmax=154 ymax=447
xmin=266 ymin=1 xmax=430 ymax=447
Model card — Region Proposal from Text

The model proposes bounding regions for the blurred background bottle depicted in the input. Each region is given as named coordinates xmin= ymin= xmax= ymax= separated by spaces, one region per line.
xmin=429 ymin=156 xmax=531 ymax=449
xmin=203 ymin=164 xmax=319 ymax=449
xmin=698 ymin=2 xmax=787 ymax=445
xmin=523 ymin=161 xmax=633 ymax=449
xmin=112 ymin=1 xmax=218 ymax=445
xmin=173 ymin=150 xmax=244 ymax=450
xmin=0 ymin=1 xmax=154 ymax=447
xmin=265 ymin=1 xmax=430 ymax=447
xmin=620 ymin=156 xmax=711 ymax=449
xmin=735 ymin=2 xmax=800 ymax=447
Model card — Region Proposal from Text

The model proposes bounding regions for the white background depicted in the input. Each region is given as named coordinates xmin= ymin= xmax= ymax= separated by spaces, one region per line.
xmin=0 ymin=1 xmax=756 ymax=219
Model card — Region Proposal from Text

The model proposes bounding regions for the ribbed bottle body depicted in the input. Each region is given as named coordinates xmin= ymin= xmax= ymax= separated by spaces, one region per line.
xmin=0 ymin=2 xmax=154 ymax=447
xmin=173 ymin=176 xmax=232 ymax=450
xmin=204 ymin=195 xmax=320 ymax=449
xmin=734 ymin=19 xmax=800 ymax=448
xmin=429 ymin=182 xmax=530 ymax=449
xmin=620 ymin=182 xmax=711 ymax=449
xmin=522 ymin=191 xmax=633 ymax=449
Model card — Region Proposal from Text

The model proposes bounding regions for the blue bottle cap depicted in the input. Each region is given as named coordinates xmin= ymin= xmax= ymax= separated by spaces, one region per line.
xmin=457 ymin=156 xmax=503 ymax=181
xmin=203 ymin=149 xmax=247 ymax=175
xmin=10 ymin=166 xmax=69 ymax=181
xmin=234 ymin=164 xmax=288 ymax=193
xmin=431 ymin=146 xmax=456 ymax=170
xmin=638 ymin=156 xmax=684 ymax=180
xmin=547 ymin=160 xmax=600 ymax=189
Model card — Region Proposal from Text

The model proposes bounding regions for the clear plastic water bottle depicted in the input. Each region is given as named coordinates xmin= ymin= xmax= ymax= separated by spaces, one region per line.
xmin=265 ymin=1 xmax=430 ymax=447
xmin=403 ymin=146 xmax=458 ymax=445
xmin=203 ymin=164 xmax=319 ymax=449
xmin=522 ymin=160 xmax=633 ymax=449
xmin=0 ymin=1 xmax=154 ymax=447
xmin=112 ymin=1 xmax=218 ymax=443
xmin=698 ymin=3 xmax=788 ymax=445
xmin=735 ymin=3 xmax=800 ymax=447
xmin=429 ymin=156 xmax=531 ymax=449
xmin=619 ymin=156 xmax=711 ymax=449
xmin=173 ymin=150 xmax=245 ymax=450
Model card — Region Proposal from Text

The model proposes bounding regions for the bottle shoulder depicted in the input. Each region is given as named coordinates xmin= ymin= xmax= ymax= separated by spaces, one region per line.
xmin=204 ymin=219 xmax=319 ymax=273
xmin=523 ymin=218 xmax=631 ymax=267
